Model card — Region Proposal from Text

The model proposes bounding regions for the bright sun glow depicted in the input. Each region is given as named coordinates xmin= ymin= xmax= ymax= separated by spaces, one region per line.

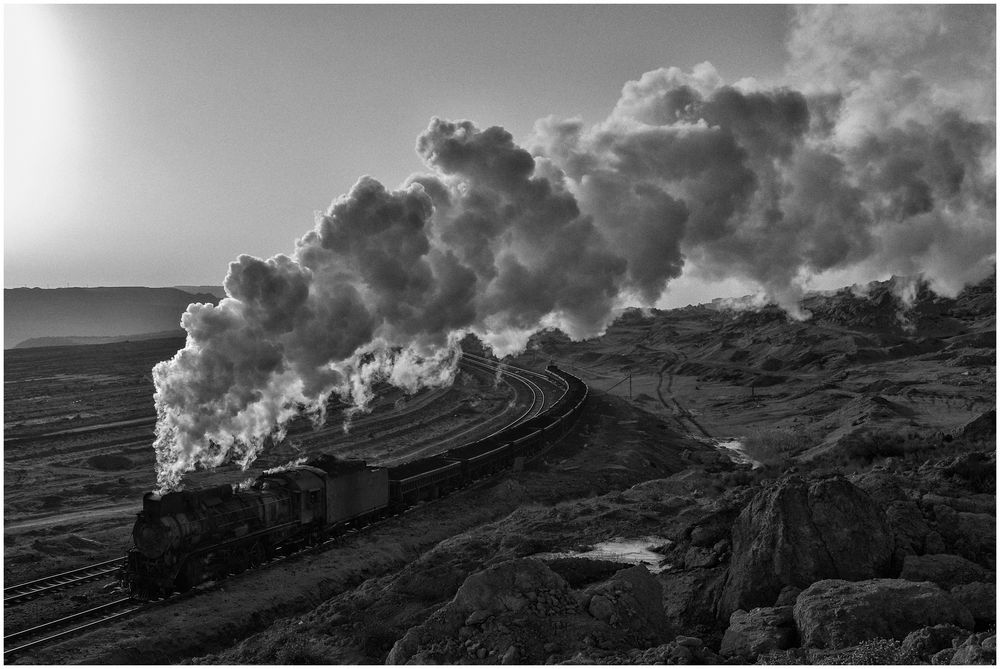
xmin=6 ymin=6 xmax=83 ymax=223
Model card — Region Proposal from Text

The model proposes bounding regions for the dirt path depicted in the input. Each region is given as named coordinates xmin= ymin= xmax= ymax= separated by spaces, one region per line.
xmin=653 ymin=349 xmax=712 ymax=438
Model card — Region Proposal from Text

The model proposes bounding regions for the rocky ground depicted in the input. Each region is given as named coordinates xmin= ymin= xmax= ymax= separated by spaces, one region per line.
xmin=5 ymin=273 xmax=995 ymax=664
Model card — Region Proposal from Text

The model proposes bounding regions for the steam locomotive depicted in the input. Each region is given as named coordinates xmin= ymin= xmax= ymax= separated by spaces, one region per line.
xmin=122 ymin=365 xmax=587 ymax=598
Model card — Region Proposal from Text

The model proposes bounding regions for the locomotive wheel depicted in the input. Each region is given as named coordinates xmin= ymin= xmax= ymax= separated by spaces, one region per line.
xmin=231 ymin=554 xmax=247 ymax=574
xmin=175 ymin=558 xmax=201 ymax=592
xmin=247 ymin=542 xmax=264 ymax=568
xmin=129 ymin=581 xmax=158 ymax=600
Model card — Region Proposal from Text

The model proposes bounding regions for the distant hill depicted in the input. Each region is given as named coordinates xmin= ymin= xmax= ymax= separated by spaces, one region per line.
xmin=4 ymin=287 xmax=219 ymax=349
xmin=13 ymin=330 xmax=186 ymax=349
xmin=174 ymin=285 xmax=227 ymax=299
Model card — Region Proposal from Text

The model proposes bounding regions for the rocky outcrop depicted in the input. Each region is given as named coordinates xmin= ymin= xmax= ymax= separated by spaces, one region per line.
xmin=719 ymin=476 xmax=893 ymax=616
xmin=627 ymin=636 xmax=725 ymax=664
xmin=850 ymin=469 xmax=910 ymax=506
xmin=941 ymin=451 xmax=996 ymax=494
xmin=719 ymin=606 xmax=797 ymax=660
xmin=901 ymin=624 xmax=970 ymax=663
xmin=793 ymin=578 xmax=974 ymax=649
xmin=385 ymin=558 xmax=571 ymax=664
xmin=949 ymin=582 xmax=996 ymax=626
xmin=581 ymin=564 xmax=670 ymax=635
xmin=385 ymin=559 xmax=670 ymax=665
xmin=930 ymin=632 xmax=998 ymax=665
xmin=920 ymin=492 xmax=996 ymax=516
xmin=885 ymin=500 xmax=933 ymax=557
xmin=930 ymin=504 xmax=996 ymax=567
xmin=961 ymin=410 xmax=996 ymax=442
xmin=657 ymin=566 xmax=728 ymax=633
xmin=949 ymin=632 xmax=997 ymax=665
xmin=900 ymin=553 xmax=990 ymax=589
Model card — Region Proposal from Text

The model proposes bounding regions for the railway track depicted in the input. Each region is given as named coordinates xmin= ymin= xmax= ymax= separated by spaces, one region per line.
xmin=4 ymin=558 xmax=123 ymax=606
xmin=462 ymin=352 xmax=569 ymax=409
xmin=3 ymin=519 xmax=387 ymax=659
xmin=268 ymin=356 xmax=538 ymax=467
xmin=461 ymin=354 xmax=545 ymax=420
xmin=4 ymin=597 xmax=144 ymax=658
xmin=375 ymin=354 xmax=552 ymax=466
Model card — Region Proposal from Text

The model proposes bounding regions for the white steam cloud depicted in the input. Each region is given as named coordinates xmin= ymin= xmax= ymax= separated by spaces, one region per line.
xmin=152 ymin=5 xmax=994 ymax=490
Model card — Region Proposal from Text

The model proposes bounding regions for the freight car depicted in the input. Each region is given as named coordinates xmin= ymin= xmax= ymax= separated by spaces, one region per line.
xmin=122 ymin=364 xmax=587 ymax=598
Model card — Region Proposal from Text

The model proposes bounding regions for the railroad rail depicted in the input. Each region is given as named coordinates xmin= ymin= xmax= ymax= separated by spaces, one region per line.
xmin=373 ymin=354 xmax=553 ymax=467
xmin=463 ymin=352 xmax=568 ymax=386
xmin=462 ymin=352 xmax=569 ymax=407
xmin=4 ymin=597 xmax=144 ymax=657
xmin=460 ymin=354 xmax=545 ymax=422
xmin=4 ymin=558 xmax=123 ymax=606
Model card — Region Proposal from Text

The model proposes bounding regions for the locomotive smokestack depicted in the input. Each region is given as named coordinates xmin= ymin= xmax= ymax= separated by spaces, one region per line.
xmin=151 ymin=5 xmax=994 ymax=491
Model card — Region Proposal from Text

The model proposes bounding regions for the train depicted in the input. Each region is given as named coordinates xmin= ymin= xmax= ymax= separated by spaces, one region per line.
xmin=121 ymin=364 xmax=588 ymax=598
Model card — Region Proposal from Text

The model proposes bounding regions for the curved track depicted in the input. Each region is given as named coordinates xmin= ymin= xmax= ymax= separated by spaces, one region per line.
xmin=463 ymin=352 xmax=569 ymax=411
xmin=460 ymin=354 xmax=544 ymax=423
xmin=377 ymin=354 xmax=559 ymax=467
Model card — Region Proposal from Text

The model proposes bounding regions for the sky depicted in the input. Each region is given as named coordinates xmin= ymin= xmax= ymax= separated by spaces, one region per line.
xmin=5 ymin=3 xmax=791 ymax=303
xmin=4 ymin=4 xmax=995 ymax=312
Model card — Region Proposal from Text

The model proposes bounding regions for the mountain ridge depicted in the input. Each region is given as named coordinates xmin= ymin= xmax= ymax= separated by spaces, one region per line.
xmin=4 ymin=286 xmax=219 ymax=349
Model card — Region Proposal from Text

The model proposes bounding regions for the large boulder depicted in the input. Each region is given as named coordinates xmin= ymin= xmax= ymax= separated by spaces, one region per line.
xmin=793 ymin=579 xmax=974 ymax=649
xmin=931 ymin=505 xmax=996 ymax=567
xmin=719 ymin=476 xmax=893 ymax=616
xmin=900 ymin=553 xmax=989 ymax=589
xmin=385 ymin=558 xmax=570 ymax=664
xmin=386 ymin=559 xmax=671 ymax=665
xmin=901 ymin=624 xmax=970 ymax=663
xmin=961 ymin=410 xmax=996 ymax=442
xmin=885 ymin=500 xmax=933 ymax=556
xmin=582 ymin=564 xmax=670 ymax=635
xmin=850 ymin=470 xmax=909 ymax=507
xmin=719 ymin=606 xmax=797 ymax=660
xmin=950 ymin=632 xmax=997 ymax=665
xmin=949 ymin=582 xmax=996 ymax=626
xmin=920 ymin=493 xmax=995 ymax=515
xmin=656 ymin=565 xmax=729 ymax=631
xmin=632 ymin=638 xmax=725 ymax=665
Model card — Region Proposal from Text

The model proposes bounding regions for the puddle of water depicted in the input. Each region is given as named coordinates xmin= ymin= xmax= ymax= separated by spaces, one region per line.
xmin=699 ymin=436 xmax=763 ymax=469
xmin=715 ymin=438 xmax=763 ymax=468
xmin=535 ymin=535 xmax=672 ymax=573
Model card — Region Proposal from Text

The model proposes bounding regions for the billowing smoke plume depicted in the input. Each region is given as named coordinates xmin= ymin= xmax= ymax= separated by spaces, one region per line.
xmin=532 ymin=5 xmax=994 ymax=309
xmin=153 ymin=5 xmax=994 ymax=490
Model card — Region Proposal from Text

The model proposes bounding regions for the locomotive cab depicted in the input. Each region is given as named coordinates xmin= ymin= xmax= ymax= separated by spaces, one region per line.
xmin=264 ymin=466 xmax=326 ymax=525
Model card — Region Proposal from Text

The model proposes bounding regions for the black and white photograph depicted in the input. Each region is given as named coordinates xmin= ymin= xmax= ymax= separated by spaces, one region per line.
xmin=3 ymin=3 xmax=996 ymax=664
